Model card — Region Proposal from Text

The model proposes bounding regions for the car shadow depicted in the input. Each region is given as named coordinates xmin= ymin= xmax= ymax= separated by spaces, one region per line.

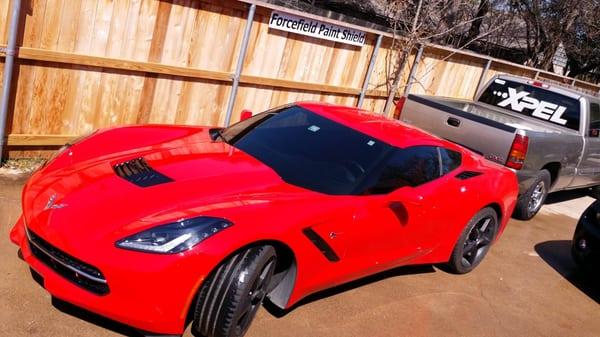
xmin=25 ymin=267 xmax=142 ymax=336
xmin=545 ymin=189 xmax=594 ymax=204
xmin=534 ymin=240 xmax=600 ymax=304
xmin=51 ymin=298 xmax=143 ymax=337
xmin=264 ymin=264 xmax=435 ymax=317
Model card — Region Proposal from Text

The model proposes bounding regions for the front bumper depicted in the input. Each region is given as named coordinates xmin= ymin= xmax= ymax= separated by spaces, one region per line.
xmin=10 ymin=215 xmax=217 ymax=335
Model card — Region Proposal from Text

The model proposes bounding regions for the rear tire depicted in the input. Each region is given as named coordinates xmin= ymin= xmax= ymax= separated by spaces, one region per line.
xmin=191 ymin=246 xmax=277 ymax=337
xmin=446 ymin=207 xmax=499 ymax=274
xmin=513 ymin=170 xmax=551 ymax=220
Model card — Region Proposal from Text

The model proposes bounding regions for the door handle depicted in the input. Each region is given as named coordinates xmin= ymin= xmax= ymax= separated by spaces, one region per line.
xmin=447 ymin=117 xmax=461 ymax=127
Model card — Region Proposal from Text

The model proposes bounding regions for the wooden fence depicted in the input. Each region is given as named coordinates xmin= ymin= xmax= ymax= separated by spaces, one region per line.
xmin=1 ymin=0 xmax=599 ymax=158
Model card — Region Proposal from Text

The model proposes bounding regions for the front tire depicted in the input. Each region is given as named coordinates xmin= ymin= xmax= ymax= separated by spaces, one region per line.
xmin=513 ymin=170 xmax=551 ymax=220
xmin=192 ymin=246 xmax=277 ymax=337
xmin=446 ymin=207 xmax=499 ymax=274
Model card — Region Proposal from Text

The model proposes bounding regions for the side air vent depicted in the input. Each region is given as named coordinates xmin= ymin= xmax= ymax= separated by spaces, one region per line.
xmin=302 ymin=228 xmax=340 ymax=262
xmin=455 ymin=171 xmax=483 ymax=180
xmin=113 ymin=158 xmax=173 ymax=187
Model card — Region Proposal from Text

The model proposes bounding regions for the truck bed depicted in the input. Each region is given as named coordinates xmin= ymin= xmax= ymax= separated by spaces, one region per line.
xmin=399 ymin=94 xmax=584 ymax=192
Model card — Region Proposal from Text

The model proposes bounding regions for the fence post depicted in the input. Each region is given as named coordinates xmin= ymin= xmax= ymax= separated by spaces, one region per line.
xmin=402 ymin=44 xmax=424 ymax=97
xmin=224 ymin=3 xmax=256 ymax=127
xmin=474 ymin=59 xmax=492 ymax=98
xmin=357 ymin=34 xmax=382 ymax=108
xmin=0 ymin=0 xmax=22 ymax=160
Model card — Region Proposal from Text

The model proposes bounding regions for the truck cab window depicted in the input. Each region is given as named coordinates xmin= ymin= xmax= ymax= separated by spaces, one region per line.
xmin=478 ymin=79 xmax=581 ymax=131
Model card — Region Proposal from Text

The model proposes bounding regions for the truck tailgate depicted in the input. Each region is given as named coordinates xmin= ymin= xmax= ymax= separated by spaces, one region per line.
xmin=399 ymin=95 xmax=518 ymax=165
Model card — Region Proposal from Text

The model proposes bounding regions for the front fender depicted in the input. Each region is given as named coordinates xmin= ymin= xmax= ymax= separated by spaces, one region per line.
xmin=41 ymin=125 xmax=208 ymax=174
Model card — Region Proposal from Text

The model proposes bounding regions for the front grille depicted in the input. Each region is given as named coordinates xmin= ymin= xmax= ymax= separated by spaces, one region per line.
xmin=113 ymin=157 xmax=173 ymax=187
xmin=26 ymin=228 xmax=109 ymax=295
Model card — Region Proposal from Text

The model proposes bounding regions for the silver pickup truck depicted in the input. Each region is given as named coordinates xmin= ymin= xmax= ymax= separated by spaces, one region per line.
xmin=397 ymin=75 xmax=600 ymax=220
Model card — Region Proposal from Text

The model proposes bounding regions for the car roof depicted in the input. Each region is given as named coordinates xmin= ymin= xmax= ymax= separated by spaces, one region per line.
xmin=296 ymin=101 xmax=458 ymax=150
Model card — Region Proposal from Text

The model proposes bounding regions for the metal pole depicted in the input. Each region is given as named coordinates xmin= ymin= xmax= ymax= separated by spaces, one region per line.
xmin=224 ymin=3 xmax=256 ymax=127
xmin=403 ymin=44 xmax=424 ymax=96
xmin=534 ymin=71 xmax=540 ymax=80
xmin=0 ymin=0 xmax=22 ymax=159
xmin=474 ymin=59 xmax=492 ymax=98
xmin=357 ymin=34 xmax=382 ymax=108
xmin=570 ymin=79 xmax=576 ymax=87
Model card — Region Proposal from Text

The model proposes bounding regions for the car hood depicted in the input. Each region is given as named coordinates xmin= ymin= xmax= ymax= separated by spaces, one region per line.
xmin=22 ymin=132 xmax=314 ymax=252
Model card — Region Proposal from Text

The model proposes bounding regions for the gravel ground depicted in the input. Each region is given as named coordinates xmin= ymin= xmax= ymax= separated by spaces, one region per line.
xmin=1 ymin=175 xmax=598 ymax=337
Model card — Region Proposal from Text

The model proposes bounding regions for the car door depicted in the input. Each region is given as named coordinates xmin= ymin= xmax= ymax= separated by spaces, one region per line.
xmin=344 ymin=146 xmax=463 ymax=278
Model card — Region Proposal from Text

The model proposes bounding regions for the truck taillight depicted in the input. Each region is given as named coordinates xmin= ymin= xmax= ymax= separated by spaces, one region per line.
xmin=394 ymin=96 xmax=407 ymax=119
xmin=506 ymin=134 xmax=529 ymax=170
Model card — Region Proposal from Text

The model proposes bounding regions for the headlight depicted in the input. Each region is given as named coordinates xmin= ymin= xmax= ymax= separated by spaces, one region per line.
xmin=115 ymin=216 xmax=233 ymax=254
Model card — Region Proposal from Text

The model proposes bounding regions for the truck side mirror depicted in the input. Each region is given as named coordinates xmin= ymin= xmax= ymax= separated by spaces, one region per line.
xmin=240 ymin=109 xmax=253 ymax=122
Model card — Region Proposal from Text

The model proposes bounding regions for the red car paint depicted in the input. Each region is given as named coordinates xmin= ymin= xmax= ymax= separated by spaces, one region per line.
xmin=10 ymin=102 xmax=518 ymax=335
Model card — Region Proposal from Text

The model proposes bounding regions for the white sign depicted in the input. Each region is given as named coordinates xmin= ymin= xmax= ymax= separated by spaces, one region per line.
xmin=552 ymin=43 xmax=568 ymax=68
xmin=269 ymin=11 xmax=366 ymax=47
xmin=552 ymin=43 xmax=567 ymax=75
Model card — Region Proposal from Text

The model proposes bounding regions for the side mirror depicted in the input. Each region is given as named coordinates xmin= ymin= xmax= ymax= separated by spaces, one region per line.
xmin=240 ymin=109 xmax=253 ymax=122
xmin=590 ymin=129 xmax=599 ymax=138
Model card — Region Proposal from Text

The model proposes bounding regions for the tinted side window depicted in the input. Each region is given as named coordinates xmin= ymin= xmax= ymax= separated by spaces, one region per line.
xmin=590 ymin=103 xmax=600 ymax=132
xmin=365 ymin=146 xmax=440 ymax=194
xmin=440 ymin=148 xmax=461 ymax=174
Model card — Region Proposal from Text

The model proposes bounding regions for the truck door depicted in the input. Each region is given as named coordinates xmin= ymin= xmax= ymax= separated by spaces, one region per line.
xmin=574 ymin=102 xmax=600 ymax=186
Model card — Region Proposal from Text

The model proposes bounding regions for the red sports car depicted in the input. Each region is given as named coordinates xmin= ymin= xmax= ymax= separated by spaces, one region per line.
xmin=10 ymin=102 xmax=518 ymax=337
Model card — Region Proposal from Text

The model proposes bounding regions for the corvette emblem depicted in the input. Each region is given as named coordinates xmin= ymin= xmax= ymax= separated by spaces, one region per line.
xmin=44 ymin=193 xmax=67 ymax=210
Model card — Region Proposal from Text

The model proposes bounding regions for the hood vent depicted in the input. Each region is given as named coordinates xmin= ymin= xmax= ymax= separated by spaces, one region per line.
xmin=113 ymin=158 xmax=173 ymax=187
xmin=455 ymin=171 xmax=483 ymax=180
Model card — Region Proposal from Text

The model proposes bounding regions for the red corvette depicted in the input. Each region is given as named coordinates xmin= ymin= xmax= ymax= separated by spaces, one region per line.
xmin=10 ymin=102 xmax=517 ymax=337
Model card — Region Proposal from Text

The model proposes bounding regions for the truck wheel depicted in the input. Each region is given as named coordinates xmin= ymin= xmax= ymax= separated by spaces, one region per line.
xmin=445 ymin=207 xmax=499 ymax=274
xmin=192 ymin=246 xmax=277 ymax=337
xmin=513 ymin=170 xmax=551 ymax=220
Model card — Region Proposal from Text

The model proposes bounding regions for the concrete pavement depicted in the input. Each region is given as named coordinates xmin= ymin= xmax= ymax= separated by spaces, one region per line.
xmin=1 ymin=176 xmax=598 ymax=337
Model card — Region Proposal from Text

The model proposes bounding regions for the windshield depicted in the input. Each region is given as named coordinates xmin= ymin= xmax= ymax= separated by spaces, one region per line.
xmin=479 ymin=78 xmax=581 ymax=131
xmin=221 ymin=106 xmax=393 ymax=195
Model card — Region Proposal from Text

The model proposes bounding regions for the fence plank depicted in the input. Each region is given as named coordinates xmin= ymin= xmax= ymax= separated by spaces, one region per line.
xmin=8 ymin=134 xmax=77 ymax=146
xmin=0 ymin=0 xmax=12 ymax=44
xmin=2 ymin=0 xmax=598 ymax=157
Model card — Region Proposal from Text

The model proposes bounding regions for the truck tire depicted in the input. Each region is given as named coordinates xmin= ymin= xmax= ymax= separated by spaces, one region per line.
xmin=513 ymin=170 xmax=551 ymax=220
xmin=191 ymin=246 xmax=277 ymax=337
